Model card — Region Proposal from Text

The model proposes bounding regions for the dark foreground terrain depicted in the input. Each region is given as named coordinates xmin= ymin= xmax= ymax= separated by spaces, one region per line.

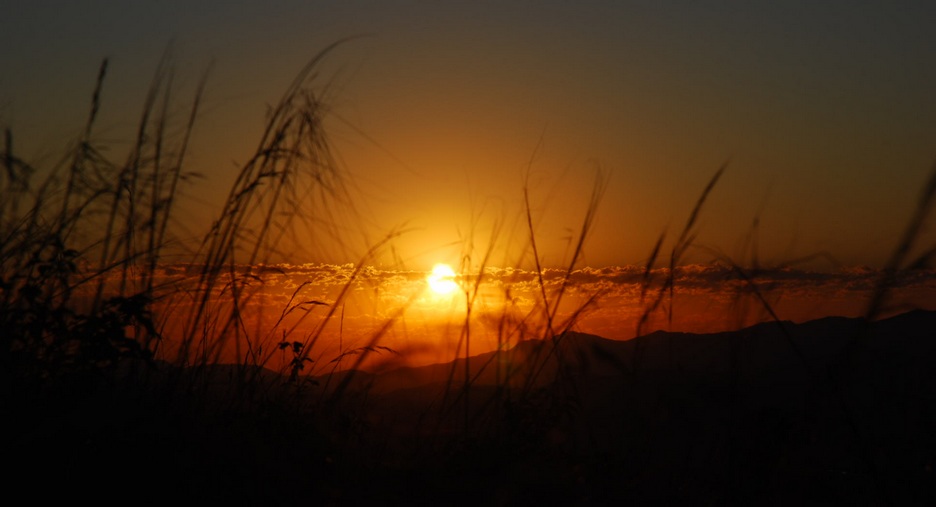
xmin=6 ymin=310 xmax=936 ymax=504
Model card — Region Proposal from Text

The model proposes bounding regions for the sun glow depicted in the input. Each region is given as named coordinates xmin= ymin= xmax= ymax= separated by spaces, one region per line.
xmin=427 ymin=263 xmax=459 ymax=295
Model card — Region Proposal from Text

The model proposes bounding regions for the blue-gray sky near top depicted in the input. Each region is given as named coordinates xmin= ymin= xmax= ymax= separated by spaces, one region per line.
xmin=2 ymin=1 xmax=935 ymax=270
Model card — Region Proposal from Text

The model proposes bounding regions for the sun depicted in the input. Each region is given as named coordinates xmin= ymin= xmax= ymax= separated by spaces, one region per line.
xmin=427 ymin=263 xmax=459 ymax=295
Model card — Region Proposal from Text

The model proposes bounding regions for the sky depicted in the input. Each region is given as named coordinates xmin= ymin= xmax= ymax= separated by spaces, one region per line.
xmin=3 ymin=2 xmax=936 ymax=362
xmin=138 ymin=261 xmax=933 ymax=370
xmin=3 ymin=1 xmax=935 ymax=270
xmin=0 ymin=1 xmax=936 ymax=266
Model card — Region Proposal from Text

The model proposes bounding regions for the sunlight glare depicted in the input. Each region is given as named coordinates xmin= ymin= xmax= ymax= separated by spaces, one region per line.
xmin=427 ymin=263 xmax=459 ymax=295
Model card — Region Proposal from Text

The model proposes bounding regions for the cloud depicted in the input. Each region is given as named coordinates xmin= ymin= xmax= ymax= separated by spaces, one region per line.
xmin=147 ymin=261 xmax=936 ymax=309
xmin=117 ymin=261 xmax=936 ymax=369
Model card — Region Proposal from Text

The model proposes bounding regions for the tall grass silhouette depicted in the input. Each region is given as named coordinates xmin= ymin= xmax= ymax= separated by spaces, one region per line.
xmin=2 ymin=44 xmax=934 ymax=504
xmin=0 ymin=44 xmax=392 ymax=500
xmin=0 ymin=42 xmax=599 ymax=498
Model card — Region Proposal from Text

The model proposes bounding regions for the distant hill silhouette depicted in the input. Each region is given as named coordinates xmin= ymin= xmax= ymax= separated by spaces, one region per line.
xmin=9 ymin=310 xmax=933 ymax=504
xmin=307 ymin=309 xmax=936 ymax=504
xmin=317 ymin=309 xmax=936 ymax=396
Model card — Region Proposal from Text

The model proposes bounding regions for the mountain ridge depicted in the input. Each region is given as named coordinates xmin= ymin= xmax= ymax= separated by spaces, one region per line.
xmin=307 ymin=308 xmax=936 ymax=397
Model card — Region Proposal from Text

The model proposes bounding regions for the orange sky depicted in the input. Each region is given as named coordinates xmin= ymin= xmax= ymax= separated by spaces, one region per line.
xmin=143 ymin=262 xmax=936 ymax=372
xmin=3 ymin=1 xmax=936 ymax=273
xmin=4 ymin=3 xmax=936 ymax=372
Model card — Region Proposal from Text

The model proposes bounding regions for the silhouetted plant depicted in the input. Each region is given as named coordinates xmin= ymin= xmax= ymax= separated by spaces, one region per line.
xmin=2 ymin=38 xmax=934 ymax=506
